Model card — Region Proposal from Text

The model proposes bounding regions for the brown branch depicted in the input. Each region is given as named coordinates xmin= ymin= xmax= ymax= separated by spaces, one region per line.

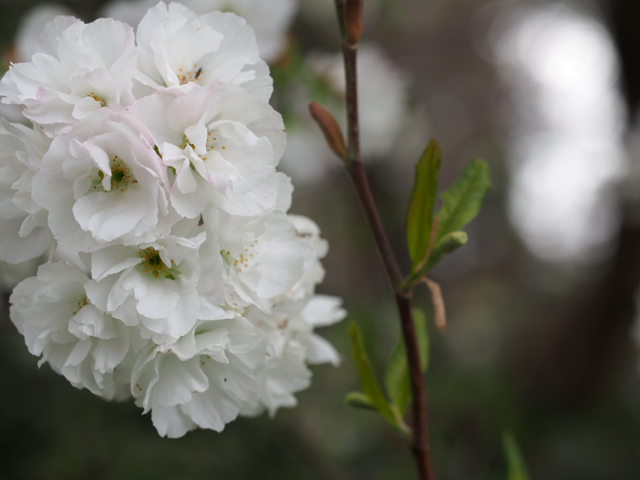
xmin=335 ymin=4 xmax=435 ymax=479
xmin=396 ymin=295 xmax=434 ymax=479
xmin=342 ymin=45 xmax=361 ymax=165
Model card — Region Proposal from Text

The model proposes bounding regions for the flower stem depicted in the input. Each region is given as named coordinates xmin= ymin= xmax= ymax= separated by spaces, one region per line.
xmin=336 ymin=6 xmax=435 ymax=479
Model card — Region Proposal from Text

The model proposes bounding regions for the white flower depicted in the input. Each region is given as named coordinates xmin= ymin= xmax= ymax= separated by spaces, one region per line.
xmin=182 ymin=0 xmax=298 ymax=62
xmin=32 ymin=108 xmax=177 ymax=252
xmin=0 ymin=16 xmax=138 ymax=136
xmin=129 ymin=82 xmax=288 ymax=217
xmin=287 ymin=214 xmax=328 ymax=299
xmin=242 ymin=340 xmax=310 ymax=416
xmin=3 ymin=4 xmax=346 ymax=438
xmin=135 ymin=2 xmax=273 ymax=102
xmin=131 ymin=316 xmax=265 ymax=438
xmin=85 ymin=222 xmax=225 ymax=344
xmin=10 ymin=261 xmax=144 ymax=400
xmin=100 ymin=0 xmax=297 ymax=64
xmin=207 ymin=210 xmax=315 ymax=311
xmin=244 ymin=295 xmax=345 ymax=415
xmin=0 ymin=118 xmax=54 ymax=264
xmin=296 ymin=295 xmax=346 ymax=365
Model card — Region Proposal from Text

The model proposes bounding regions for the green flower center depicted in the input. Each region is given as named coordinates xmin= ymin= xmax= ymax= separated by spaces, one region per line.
xmin=138 ymin=247 xmax=181 ymax=280
xmin=91 ymin=156 xmax=137 ymax=193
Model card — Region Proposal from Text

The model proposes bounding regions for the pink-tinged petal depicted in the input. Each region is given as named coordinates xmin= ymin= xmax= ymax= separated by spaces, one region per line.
xmin=128 ymin=91 xmax=183 ymax=146
xmin=167 ymin=84 xmax=218 ymax=133
xmin=71 ymin=96 xmax=101 ymax=119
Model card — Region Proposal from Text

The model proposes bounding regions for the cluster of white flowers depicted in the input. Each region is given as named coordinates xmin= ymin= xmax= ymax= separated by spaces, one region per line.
xmin=2 ymin=2 xmax=344 ymax=438
xmin=100 ymin=0 xmax=298 ymax=63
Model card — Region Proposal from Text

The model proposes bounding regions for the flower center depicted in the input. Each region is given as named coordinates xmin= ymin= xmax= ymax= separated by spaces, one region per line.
xmin=221 ymin=240 xmax=259 ymax=273
xmin=92 ymin=156 xmax=137 ymax=193
xmin=177 ymin=64 xmax=204 ymax=85
xmin=181 ymin=134 xmax=196 ymax=151
xmin=138 ymin=247 xmax=181 ymax=280
xmin=205 ymin=128 xmax=227 ymax=155
xmin=72 ymin=297 xmax=89 ymax=315
xmin=87 ymin=92 xmax=106 ymax=107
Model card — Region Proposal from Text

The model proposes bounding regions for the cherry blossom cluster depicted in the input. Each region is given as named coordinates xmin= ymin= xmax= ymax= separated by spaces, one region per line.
xmin=1 ymin=2 xmax=344 ymax=438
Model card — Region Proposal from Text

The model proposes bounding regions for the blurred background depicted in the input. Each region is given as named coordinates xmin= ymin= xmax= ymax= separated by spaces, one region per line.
xmin=1 ymin=0 xmax=640 ymax=478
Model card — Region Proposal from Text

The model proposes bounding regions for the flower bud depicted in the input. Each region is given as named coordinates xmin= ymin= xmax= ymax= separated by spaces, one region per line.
xmin=345 ymin=0 xmax=363 ymax=47
xmin=309 ymin=101 xmax=348 ymax=161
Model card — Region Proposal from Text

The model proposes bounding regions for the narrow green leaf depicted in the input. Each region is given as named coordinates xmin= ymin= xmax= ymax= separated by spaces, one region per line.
xmin=413 ymin=309 xmax=430 ymax=373
xmin=384 ymin=339 xmax=411 ymax=416
xmin=349 ymin=323 xmax=397 ymax=426
xmin=383 ymin=309 xmax=430 ymax=416
xmin=503 ymin=431 xmax=531 ymax=480
xmin=345 ymin=392 xmax=376 ymax=410
xmin=436 ymin=159 xmax=491 ymax=243
xmin=406 ymin=140 xmax=442 ymax=268
xmin=419 ymin=231 xmax=468 ymax=275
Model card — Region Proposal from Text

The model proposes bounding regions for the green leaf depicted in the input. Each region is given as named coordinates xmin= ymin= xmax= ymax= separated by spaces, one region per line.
xmin=419 ymin=230 xmax=468 ymax=275
xmin=503 ymin=431 xmax=531 ymax=480
xmin=406 ymin=140 xmax=442 ymax=268
xmin=383 ymin=309 xmax=430 ymax=416
xmin=436 ymin=159 xmax=491 ymax=243
xmin=384 ymin=338 xmax=411 ymax=415
xmin=349 ymin=323 xmax=397 ymax=427
xmin=413 ymin=309 xmax=430 ymax=372
xmin=345 ymin=392 xmax=376 ymax=410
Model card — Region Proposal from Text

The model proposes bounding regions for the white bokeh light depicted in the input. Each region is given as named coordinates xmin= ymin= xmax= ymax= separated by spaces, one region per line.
xmin=494 ymin=4 xmax=627 ymax=263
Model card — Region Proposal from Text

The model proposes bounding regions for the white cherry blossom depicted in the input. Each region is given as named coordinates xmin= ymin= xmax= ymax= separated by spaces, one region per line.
xmin=181 ymin=0 xmax=298 ymax=62
xmin=132 ymin=316 xmax=265 ymax=437
xmin=100 ymin=0 xmax=297 ymax=64
xmin=3 ymin=4 xmax=345 ymax=439
xmin=0 ymin=119 xmax=54 ymax=263
xmin=10 ymin=261 xmax=144 ymax=400
xmin=0 ymin=16 xmax=138 ymax=136
xmin=135 ymin=2 xmax=272 ymax=102
xmin=129 ymin=82 xmax=287 ymax=217
xmin=244 ymin=295 xmax=345 ymax=415
xmin=85 ymin=223 xmax=224 ymax=344
xmin=206 ymin=210 xmax=315 ymax=311
xmin=32 ymin=108 xmax=177 ymax=252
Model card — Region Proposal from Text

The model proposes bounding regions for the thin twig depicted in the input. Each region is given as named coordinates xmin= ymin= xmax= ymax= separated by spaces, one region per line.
xmin=342 ymin=46 xmax=361 ymax=165
xmin=335 ymin=4 xmax=435 ymax=479
xmin=396 ymin=295 xmax=434 ymax=479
